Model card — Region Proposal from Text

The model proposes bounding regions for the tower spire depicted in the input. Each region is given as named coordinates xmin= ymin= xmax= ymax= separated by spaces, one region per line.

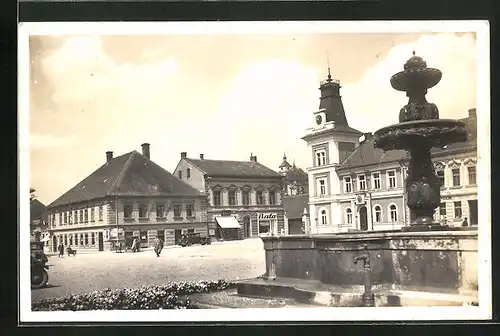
xmin=326 ymin=50 xmax=332 ymax=82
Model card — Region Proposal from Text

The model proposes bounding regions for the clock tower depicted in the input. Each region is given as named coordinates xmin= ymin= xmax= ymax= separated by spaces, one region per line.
xmin=302 ymin=69 xmax=362 ymax=234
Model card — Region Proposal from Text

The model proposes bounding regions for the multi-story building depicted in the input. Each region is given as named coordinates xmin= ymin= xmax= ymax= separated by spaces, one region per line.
xmin=279 ymin=153 xmax=309 ymax=196
xmin=174 ymin=152 xmax=285 ymax=240
xmin=30 ymin=198 xmax=48 ymax=244
xmin=46 ymin=144 xmax=207 ymax=251
xmin=335 ymin=108 xmax=478 ymax=231
xmin=302 ymin=72 xmax=363 ymax=234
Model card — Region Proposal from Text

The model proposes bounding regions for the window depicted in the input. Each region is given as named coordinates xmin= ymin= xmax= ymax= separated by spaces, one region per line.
xmin=123 ymin=205 xmax=133 ymax=218
xmin=439 ymin=202 xmax=446 ymax=217
xmin=358 ymin=174 xmax=366 ymax=191
xmin=84 ymin=233 xmax=88 ymax=245
xmin=186 ymin=204 xmax=194 ymax=217
xmin=90 ymin=233 xmax=95 ymax=245
xmin=344 ymin=177 xmax=352 ymax=193
xmin=387 ymin=170 xmax=397 ymax=188
xmin=213 ymin=190 xmax=222 ymax=206
xmin=173 ymin=205 xmax=182 ymax=217
xmin=256 ymin=191 xmax=264 ymax=205
xmin=454 ymin=201 xmax=462 ymax=218
xmin=79 ymin=210 xmax=83 ymax=223
xmin=452 ymin=168 xmax=461 ymax=186
xmin=187 ymin=168 xmax=191 ymax=179
xmin=73 ymin=211 xmax=77 ymax=224
xmin=64 ymin=235 xmax=68 ymax=246
xmin=178 ymin=170 xmax=182 ymax=179
xmin=228 ymin=190 xmax=236 ymax=206
xmin=99 ymin=206 xmax=103 ymax=221
xmin=269 ymin=191 xmax=276 ymax=205
xmin=372 ymin=172 xmax=381 ymax=189
xmin=320 ymin=209 xmax=328 ymax=225
xmin=346 ymin=208 xmax=353 ymax=224
xmin=374 ymin=206 xmax=382 ymax=223
xmin=436 ymin=170 xmax=445 ymax=187
xmin=187 ymin=228 xmax=195 ymax=234
xmin=315 ymin=150 xmax=327 ymax=166
xmin=58 ymin=213 xmax=62 ymax=225
xmin=80 ymin=234 xmax=84 ymax=246
xmin=318 ymin=179 xmax=326 ymax=196
xmin=468 ymin=166 xmax=476 ymax=185
xmin=242 ymin=190 xmax=250 ymax=205
xmin=389 ymin=204 xmax=398 ymax=222
xmin=156 ymin=204 xmax=165 ymax=218
xmin=138 ymin=205 xmax=148 ymax=218
xmin=91 ymin=208 xmax=95 ymax=221
xmin=68 ymin=212 xmax=72 ymax=224
xmin=84 ymin=209 xmax=89 ymax=222
xmin=69 ymin=235 xmax=73 ymax=246
xmin=64 ymin=212 xmax=68 ymax=224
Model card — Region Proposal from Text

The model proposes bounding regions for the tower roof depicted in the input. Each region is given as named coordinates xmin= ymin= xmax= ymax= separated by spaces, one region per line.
xmin=318 ymin=72 xmax=350 ymax=127
xmin=279 ymin=153 xmax=292 ymax=169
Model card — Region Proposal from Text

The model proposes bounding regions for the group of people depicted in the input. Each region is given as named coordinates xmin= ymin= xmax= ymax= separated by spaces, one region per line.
xmin=57 ymin=243 xmax=75 ymax=257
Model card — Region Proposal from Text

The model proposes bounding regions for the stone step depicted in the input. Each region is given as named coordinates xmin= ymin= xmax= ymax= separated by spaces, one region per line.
xmin=233 ymin=278 xmax=478 ymax=307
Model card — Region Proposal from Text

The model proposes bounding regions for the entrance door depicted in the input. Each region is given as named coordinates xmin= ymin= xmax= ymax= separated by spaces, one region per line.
xmin=174 ymin=229 xmax=182 ymax=245
xmin=359 ymin=206 xmax=368 ymax=231
xmin=243 ymin=216 xmax=251 ymax=238
xmin=468 ymin=200 xmax=478 ymax=225
xmin=98 ymin=232 xmax=104 ymax=251
xmin=52 ymin=235 xmax=57 ymax=252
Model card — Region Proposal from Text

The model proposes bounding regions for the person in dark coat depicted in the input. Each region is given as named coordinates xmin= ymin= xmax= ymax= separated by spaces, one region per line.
xmin=154 ymin=237 xmax=164 ymax=257
xmin=58 ymin=243 xmax=64 ymax=258
xmin=462 ymin=217 xmax=469 ymax=227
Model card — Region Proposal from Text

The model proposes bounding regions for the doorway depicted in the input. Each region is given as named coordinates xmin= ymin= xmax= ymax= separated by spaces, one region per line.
xmin=52 ymin=235 xmax=57 ymax=252
xmin=468 ymin=200 xmax=478 ymax=225
xmin=98 ymin=232 xmax=104 ymax=251
xmin=359 ymin=206 xmax=368 ymax=231
xmin=174 ymin=229 xmax=182 ymax=245
xmin=242 ymin=215 xmax=251 ymax=238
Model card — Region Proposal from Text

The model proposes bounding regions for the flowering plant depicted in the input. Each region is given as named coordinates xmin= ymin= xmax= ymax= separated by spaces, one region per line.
xmin=32 ymin=280 xmax=230 ymax=311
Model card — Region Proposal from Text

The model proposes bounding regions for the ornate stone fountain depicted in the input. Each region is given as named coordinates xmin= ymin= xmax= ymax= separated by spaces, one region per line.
xmin=373 ymin=52 xmax=468 ymax=231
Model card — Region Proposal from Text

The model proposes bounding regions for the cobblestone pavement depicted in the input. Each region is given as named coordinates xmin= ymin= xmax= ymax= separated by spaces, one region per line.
xmin=31 ymin=238 xmax=265 ymax=302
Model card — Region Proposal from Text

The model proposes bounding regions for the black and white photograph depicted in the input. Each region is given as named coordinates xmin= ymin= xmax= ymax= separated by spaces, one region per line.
xmin=18 ymin=21 xmax=491 ymax=322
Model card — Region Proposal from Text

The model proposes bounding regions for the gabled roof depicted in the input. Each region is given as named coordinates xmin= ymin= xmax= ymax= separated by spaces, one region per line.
xmin=49 ymin=151 xmax=203 ymax=208
xmin=185 ymin=158 xmax=282 ymax=178
xmin=284 ymin=166 xmax=308 ymax=185
xmin=283 ymin=194 xmax=309 ymax=219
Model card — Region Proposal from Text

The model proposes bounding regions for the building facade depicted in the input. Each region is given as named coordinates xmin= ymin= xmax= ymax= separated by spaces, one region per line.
xmin=302 ymin=69 xmax=478 ymax=234
xmin=279 ymin=153 xmax=309 ymax=196
xmin=47 ymin=144 xmax=207 ymax=252
xmin=283 ymin=194 xmax=308 ymax=235
xmin=174 ymin=152 xmax=285 ymax=240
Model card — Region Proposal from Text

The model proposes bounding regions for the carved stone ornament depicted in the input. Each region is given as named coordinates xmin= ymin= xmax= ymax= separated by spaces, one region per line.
xmin=463 ymin=158 xmax=477 ymax=167
xmin=448 ymin=160 xmax=462 ymax=169
xmin=433 ymin=162 xmax=445 ymax=170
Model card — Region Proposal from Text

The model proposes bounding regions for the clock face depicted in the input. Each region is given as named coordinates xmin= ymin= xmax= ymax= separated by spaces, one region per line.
xmin=316 ymin=115 xmax=323 ymax=125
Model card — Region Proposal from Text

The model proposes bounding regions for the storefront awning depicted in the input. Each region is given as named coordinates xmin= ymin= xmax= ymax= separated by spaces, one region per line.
xmin=215 ymin=216 xmax=241 ymax=229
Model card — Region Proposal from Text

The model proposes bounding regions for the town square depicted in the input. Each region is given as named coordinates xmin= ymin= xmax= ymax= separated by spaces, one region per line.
xmin=21 ymin=21 xmax=490 ymax=321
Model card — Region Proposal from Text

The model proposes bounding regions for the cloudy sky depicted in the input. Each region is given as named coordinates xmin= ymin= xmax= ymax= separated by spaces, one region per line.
xmin=28 ymin=30 xmax=477 ymax=204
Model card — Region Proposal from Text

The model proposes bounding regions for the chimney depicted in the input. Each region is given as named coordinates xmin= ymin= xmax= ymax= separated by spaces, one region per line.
xmin=106 ymin=151 xmax=113 ymax=163
xmin=199 ymin=154 xmax=204 ymax=160
xmin=468 ymin=108 xmax=477 ymax=118
xmin=250 ymin=153 xmax=257 ymax=162
xmin=181 ymin=152 xmax=187 ymax=159
xmin=141 ymin=143 xmax=150 ymax=159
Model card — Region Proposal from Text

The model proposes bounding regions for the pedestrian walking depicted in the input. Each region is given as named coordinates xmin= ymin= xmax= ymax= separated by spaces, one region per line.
xmin=462 ymin=217 xmax=469 ymax=227
xmin=131 ymin=238 xmax=137 ymax=252
xmin=58 ymin=243 xmax=64 ymax=258
xmin=154 ymin=237 xmax=164 ymax=257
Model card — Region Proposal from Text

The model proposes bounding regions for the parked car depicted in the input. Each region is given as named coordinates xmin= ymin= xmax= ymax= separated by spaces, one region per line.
xmin=180 ymin=233 xmax=211 ymax=247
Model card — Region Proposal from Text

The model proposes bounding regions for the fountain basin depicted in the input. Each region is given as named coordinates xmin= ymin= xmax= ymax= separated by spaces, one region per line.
xmin=259 ymin=230 xmax=478 ymax=298
xmin=374 ymin=119 xmax=468 ymax=151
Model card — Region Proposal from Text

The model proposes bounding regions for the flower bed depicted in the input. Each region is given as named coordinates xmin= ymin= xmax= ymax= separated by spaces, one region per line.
xmin=32 ymin=280 xmax=231 ymax=311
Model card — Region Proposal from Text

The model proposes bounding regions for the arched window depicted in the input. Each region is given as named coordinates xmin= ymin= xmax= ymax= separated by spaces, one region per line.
xmin=345 ymin=207 xmax=353 ymax=224
xmin=373 ymin=205 xmax=382 ymax=223
xmin=389 ymin=204 xmax=398 ymax=222
xmin=320 ymin=209 xmax=328 ymax=225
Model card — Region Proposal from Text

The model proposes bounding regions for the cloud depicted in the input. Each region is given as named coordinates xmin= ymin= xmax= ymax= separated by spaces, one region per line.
xmin=30 ymin=134 xmax=78 ymax=150
xmin=341 ymin=33 xmax=477 ymax=133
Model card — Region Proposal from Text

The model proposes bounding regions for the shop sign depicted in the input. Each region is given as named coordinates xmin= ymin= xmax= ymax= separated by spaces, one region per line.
xmin=258 ymin=213 xmax=277 ymax=221
xmin=110 ymin=228 xmax=124 ymax=238
xmin=133 ymin=231 xmax=140 ymax=236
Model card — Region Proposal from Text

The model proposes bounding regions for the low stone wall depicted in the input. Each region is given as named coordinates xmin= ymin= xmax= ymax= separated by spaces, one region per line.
xmin=261 ymin=230 xmax=478 ymax=293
